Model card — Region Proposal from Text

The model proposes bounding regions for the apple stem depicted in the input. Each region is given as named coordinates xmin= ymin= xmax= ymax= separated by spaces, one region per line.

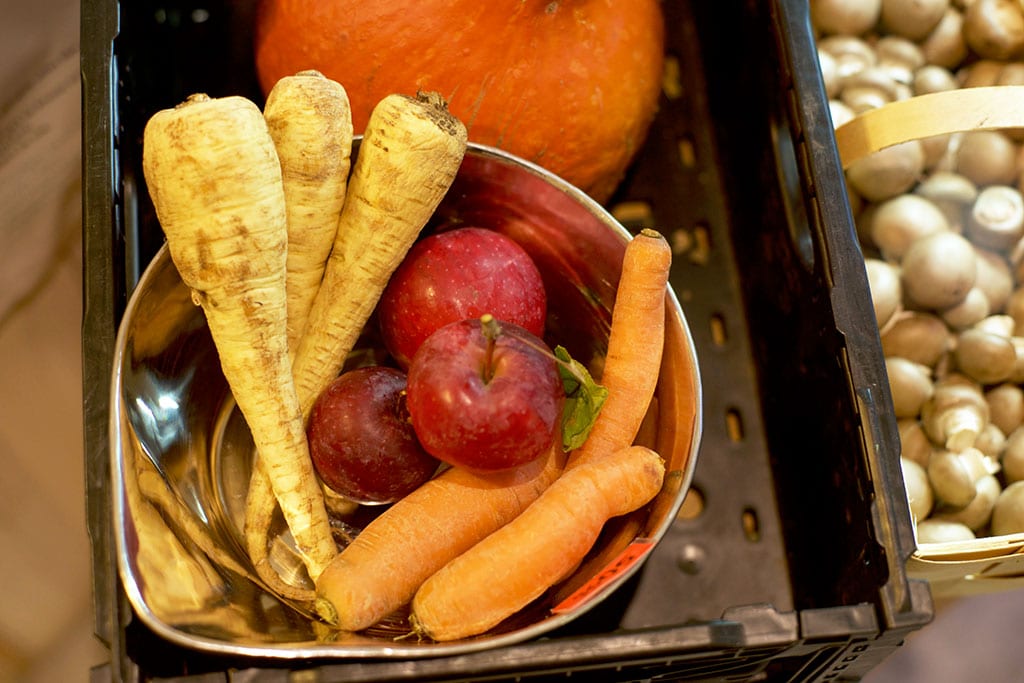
xmin=480 ymin=314 xmax=501 ymax=383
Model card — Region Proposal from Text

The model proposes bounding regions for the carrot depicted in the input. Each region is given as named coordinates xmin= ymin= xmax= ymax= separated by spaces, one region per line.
xmin=263 ymin=69 xmax=353 ymax=355
xmin=567 ymin=228 xmax=672 ymax=469
xmin=410 ymin=445 xmax=665 ymax=642
xmin=142 ymin=93 xmax=336 ymax=581
xmin=291 ymin=90 xmax=468 ymax=419
xmin=244 ymin=70 xmax=353 ymax=600
xmin=314 ymin=441 xmax=566 ymax=632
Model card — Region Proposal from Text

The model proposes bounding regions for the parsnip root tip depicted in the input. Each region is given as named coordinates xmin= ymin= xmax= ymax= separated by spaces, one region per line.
xmin=315 ymin=596 xmax=339 ymax=626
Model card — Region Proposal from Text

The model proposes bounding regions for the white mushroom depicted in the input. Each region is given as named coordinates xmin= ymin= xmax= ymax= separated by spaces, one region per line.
xmin=928 ymin=449 xmax=979 ymax=507
xmin=914 ymin=171 xmax=978 ymax=229
xmin=974 ymin=421 xmax=1008 ymax=459
xmin=811 ymin=0 xmax=882 ymax=36
xmin=818 ymin=35 xmax=878 ymax=80
xmin=996 ymin=61 xmax=1024 ymax=86
xmin=941 ymin=286 xmax=991 ymax=329
xmin=876 ymin=35 xmax=927 ymax=85
xmin=819 ymin=49 xmax=841 ymax=98
xmin=841 ymin=66 xmax=908 ymax=111
xmin=1001 ymin=424 xmax=1024 ymax=482
xmin=916 ymin=518 xmax=976 ymax=542
xmin=967 ymin=185 xmax=1024 ymax=251
xmin=963 ymin=0 xmax=1024 ymax=61
xmin=865 ymin=258 xmax=903 ymax=328
xmin=1005 ymin=288 xmax=1024 ymax=335
xmin=954 ymin=325 xmax=1018 ymax=385
xmin=920 ymin=375 xmax=990 ymax=451
xmin=972 ymin=246 xmax=1014 ymax=313
xmin=985 ymin=382 xmax=1024 ymax=435
xmin=991 ymin=480 xmax=1024 ymax=534
xmin=959 ymin=444 xmax=1003 ymax=478
xmin=920 ymin=7 xmax=970 ymax=68
xmin=870 ymin=194 xmax=951 ymax=260
xmin=1009 ymin=337 xmax=1024 ymax=383
xmin=828 ymin=99 xmax=857 ymax=129
xmin=912 ymin=63 xmax=961 ymax=95
xmin=956 ymin=131 xmax=1019 ymax=188
xmin=974 ymin=313 xmax=1016 ymax=337
xmin=887 ymin=357 xmax=935 ymax=417
xmin=846 ymin=141 xmax=927 ymax=202
xmin=881 ymin=311 xmax=953 ymax=368
xmin=959 ymin=58 xmax=1010 ymax=88
xmin=902 ymin=457 xmax=935 ymax=521
xmin=899 ymin=418 xmax=935 ymax=467
xmin=881 ymin=0 xmax=951 ymax=41
xmin=934 ymin=473 xmax=1001 ymax=530
xmin=900 ymin=231 xmax=977 ymax=310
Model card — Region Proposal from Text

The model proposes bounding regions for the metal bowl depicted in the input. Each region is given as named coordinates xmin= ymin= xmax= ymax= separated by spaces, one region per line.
xmin=110 ymin=141 xmax=703 ymax=659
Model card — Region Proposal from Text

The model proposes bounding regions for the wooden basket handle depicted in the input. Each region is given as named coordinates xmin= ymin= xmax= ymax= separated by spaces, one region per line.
xmin=834 ymin=85 xmax=1024 ymax=169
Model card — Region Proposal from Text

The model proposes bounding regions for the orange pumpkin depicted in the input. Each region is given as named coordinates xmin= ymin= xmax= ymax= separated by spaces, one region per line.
xmin=254 ymin=0 xmax=665 ymax=202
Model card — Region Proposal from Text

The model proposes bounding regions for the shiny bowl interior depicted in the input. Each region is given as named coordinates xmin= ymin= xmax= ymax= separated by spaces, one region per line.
xmin=110 ymin=141 xmax=703 ymax=659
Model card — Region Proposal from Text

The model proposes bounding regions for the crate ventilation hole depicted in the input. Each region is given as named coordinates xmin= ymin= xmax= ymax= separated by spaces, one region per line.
xmin=153 ymin=7 xmax=211 ymax=26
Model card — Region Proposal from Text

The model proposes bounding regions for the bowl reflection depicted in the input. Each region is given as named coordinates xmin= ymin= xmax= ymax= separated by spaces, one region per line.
xmin=110 ymin=141 xmax=702 ymax=658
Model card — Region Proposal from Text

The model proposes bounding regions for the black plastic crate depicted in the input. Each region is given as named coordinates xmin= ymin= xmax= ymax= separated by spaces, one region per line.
xmin=80 ymin=0 xmax=934 ymax=680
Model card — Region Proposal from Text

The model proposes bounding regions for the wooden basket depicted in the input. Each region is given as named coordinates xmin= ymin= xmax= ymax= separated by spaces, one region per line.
xmin=836 ymin=85 xmax=1024 ymax=599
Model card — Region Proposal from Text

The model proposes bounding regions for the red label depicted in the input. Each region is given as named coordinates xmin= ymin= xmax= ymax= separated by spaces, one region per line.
xmin=551 ymin=540 xmax=656 ymax=614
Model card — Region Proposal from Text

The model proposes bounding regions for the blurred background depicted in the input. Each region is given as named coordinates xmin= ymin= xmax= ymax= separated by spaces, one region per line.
xmin=0 ymin=0 xmax=109 ymax=679
xmin=2 ymin=0 xmax=1024 ymax=680
xmin=0 ymin=0 xmax=108 ymax=680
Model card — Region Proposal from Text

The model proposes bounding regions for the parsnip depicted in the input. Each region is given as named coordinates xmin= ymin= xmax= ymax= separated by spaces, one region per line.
xmin=291 ymin=91 xmax=468 ymax=418
xmin=263 ymin=70 xmax=353 ymax=355
xmin=142 ymin=93 xmax=336 ymax=581
xmin=245 ymin=71 xmax=353 ymax=599
xmin=244 ymin=91 xmax=467 ymax=599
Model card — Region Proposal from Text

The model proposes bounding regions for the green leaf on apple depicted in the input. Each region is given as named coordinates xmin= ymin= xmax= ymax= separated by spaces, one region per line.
xmin=554 ymin=345 xmax=608 ymax=451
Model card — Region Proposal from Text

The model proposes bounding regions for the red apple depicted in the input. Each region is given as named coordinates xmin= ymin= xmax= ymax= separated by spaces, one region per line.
xmin=307 ymin=366 xmax=439 ymax=504
xmin=405 ymin=315 xmax=564 ymax=471
xmin=378 ymin=226 xmax=547 ymax=368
